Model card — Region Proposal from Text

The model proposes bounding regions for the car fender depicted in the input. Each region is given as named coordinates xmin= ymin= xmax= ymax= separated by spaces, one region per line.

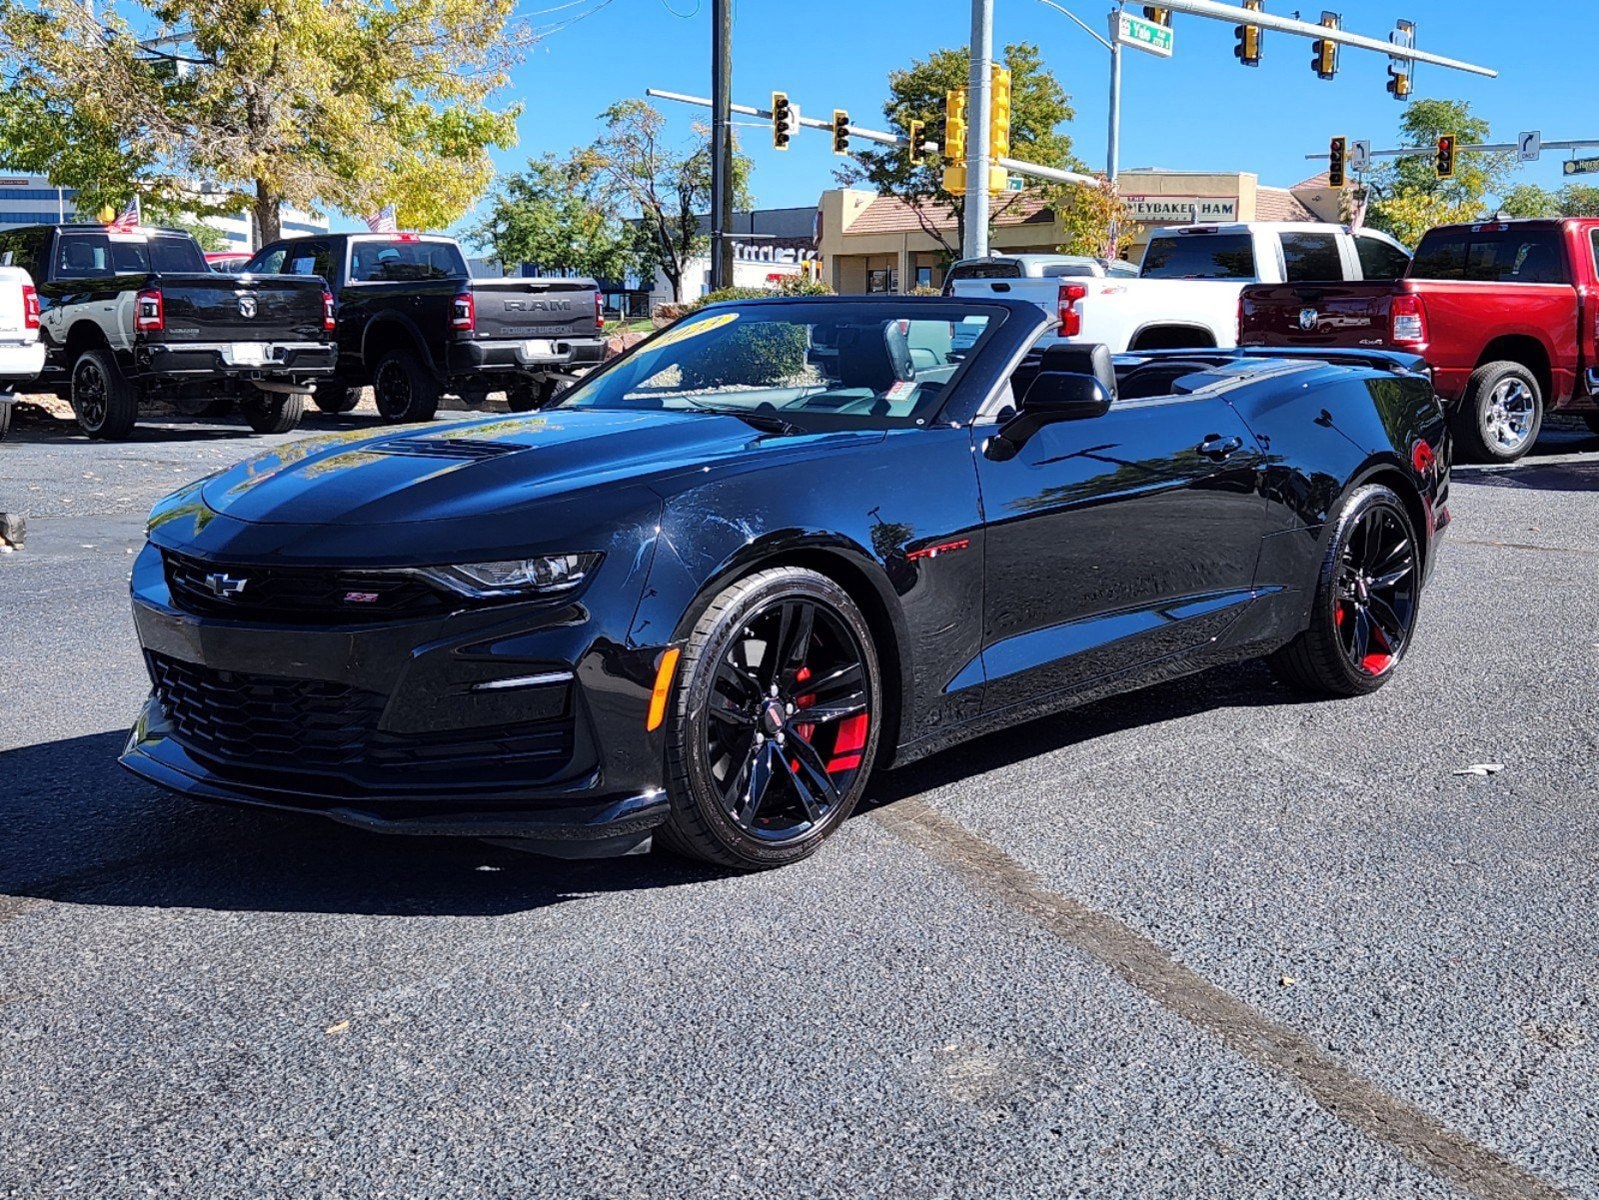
xmin=360 ymin=311 xmax=439 ymax=375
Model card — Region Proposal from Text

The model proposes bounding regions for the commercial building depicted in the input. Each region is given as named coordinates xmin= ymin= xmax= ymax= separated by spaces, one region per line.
xmin=0 ymin=174 xmax=328 ymax=250
xmin=815 ymin=170 xmax=1342 ymax=293
xmin=642 ymin=206 xmax=821 ymax=308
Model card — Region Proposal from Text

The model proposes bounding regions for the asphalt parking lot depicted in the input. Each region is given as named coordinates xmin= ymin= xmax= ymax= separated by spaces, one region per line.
xmin=3 ymin=403 xmax=1598 ymax=1199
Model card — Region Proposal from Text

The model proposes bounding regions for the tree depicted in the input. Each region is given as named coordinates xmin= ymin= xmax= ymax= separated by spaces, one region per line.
xmin=844 ymin=41 xmax=1077 ymax=260
xmin=0 ymin=0 xmax=522 ymax=244
xmin=1366 ymin=99 xmax=1514 ymax=246
xmin=1557 ymin=184 xmax=1599 ymax=217
xmin=576 ymin=100 xmax=751 ymax=303
xmin=1497 ymin=183 xmax=1560 ymax=219
xmin=472 ymin=154 xmax=639 ymax=281
xmin=1049 ymin=175 xmax=1135 ymax=260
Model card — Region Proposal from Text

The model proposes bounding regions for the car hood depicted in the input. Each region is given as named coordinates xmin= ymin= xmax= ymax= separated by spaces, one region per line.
xmin=197 ymin=409 xmax=807 ymax=527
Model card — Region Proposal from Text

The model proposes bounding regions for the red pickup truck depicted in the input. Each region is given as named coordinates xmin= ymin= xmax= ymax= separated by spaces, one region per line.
xmin=1238 ymin=218 xmax=1599 ymax=462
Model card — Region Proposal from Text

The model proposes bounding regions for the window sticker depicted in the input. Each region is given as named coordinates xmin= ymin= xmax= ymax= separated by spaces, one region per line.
xmin=648 ymin=310 xmax=739 ymax=350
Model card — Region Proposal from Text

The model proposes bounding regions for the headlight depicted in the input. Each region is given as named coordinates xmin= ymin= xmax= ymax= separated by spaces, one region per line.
xmin=418 ymin=553 xmax=602 ymax=598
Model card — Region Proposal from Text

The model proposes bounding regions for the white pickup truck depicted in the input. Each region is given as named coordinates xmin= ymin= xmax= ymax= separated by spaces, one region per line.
xmin=950 ymin=222 xmax=1412 ymax=353
xmin=0 ymin=264 xmax=46 ymax=440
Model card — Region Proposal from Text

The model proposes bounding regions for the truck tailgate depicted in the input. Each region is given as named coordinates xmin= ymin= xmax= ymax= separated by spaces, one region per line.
xmin=1238 ymin=282 xmax=1398 ymax=348
xmin=471 ymin=278 xmax=599 ymax=341
xmin=0 ymin=272 xmax=27 ymax=340
xmin=154 ymin=273 xmax=329 ymax=342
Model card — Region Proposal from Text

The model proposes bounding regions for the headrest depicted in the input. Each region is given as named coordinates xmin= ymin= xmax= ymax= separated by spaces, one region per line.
xmin=835 ymin=322 xmax=915 ymax=392
xmin=1038 ymin=342 xmax=1116 ymax=401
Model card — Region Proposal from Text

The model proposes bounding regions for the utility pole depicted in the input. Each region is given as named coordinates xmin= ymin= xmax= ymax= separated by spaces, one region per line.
xmin=710 ymin=0 xmax=734 ymax=290
xmin=964 ymin=0 xmax=994 ymax=261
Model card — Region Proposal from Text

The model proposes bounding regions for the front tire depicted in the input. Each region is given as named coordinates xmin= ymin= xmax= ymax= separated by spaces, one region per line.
xmin=1453 ymin=361 xmax=1542 ymax=463
xmin=506 ymin=376 xmax=560 ymax=413
xmin=0 ymin=399 xmax=12 ymax=441
xmin=239 ymin=392 xmax=305 ymax=434
xmin=372 ymin=351 xmax=439 ymax=424
xmin=71 ymin=348 xmax=139 ymax=440
xmin=1268 ymin=483 xmax=1421 ymax=697
xmin=659 ymin=567 xmax=882 ymax=870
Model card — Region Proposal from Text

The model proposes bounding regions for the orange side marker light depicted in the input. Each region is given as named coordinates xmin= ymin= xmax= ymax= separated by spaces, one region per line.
xmin=645 ymin=647 xmax=681 ymax=731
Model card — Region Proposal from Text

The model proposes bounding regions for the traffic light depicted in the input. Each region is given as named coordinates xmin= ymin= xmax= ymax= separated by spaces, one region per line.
xmin=1233 ymin=0 xmax=1262 ymax=67
xmin=1436 ymin=134 xmax=1457 ymax=179
xmin=1311 ymin=10 xmax=1340 ymax=80
xmin=771 ymin=91 xmax=796 ymax=151
xmin=1328 ymin=137 xmax=1347 ymax=188
xmin=1386 ymin=62 xmax=1412 ymax=101
xmin=1142 ymin=6 xmax=1172 ymax=24
xmin=989 ymin=66 xmax=1012 ymax=162
xmin=907 ymin=119 xmax=926 ymax=166
xmin=831 ymin=110 xmax=850 ymax=156
xmin=942 ymin=88 xmax=967 ymax=196
xmin=943 ymin=88 xmax=967 ymax=161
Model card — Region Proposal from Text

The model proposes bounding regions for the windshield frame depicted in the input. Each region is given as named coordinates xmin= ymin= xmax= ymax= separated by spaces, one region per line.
xmin=549 ymin=297 xmax=1024 ymax=432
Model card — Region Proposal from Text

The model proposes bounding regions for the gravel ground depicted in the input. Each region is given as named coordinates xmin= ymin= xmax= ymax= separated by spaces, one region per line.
xmin=2 ymin=407 xmax=1597 ymax=1199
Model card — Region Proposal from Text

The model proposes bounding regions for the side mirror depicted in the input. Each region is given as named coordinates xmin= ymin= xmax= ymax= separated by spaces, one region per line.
xmin=986 ymin=371 xmax=1112 ymax=460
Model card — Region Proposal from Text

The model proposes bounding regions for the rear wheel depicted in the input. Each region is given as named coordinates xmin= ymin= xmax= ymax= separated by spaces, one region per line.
xmin=172 ymin=397 xmax=234 ymax=418
xmin=313 ymin=385 xmax=363 ymax=414
xmin=0 ymin=398 xmax=11 ymax=441
xmin=239 ymin=392 xmax=305 ymax=434
xmin=659 ymin=567 xmax=882 ymax=870
xmin=1268 ymin=483 xmax=1420 ymax=697
xmin=71 ymin=348 xmax=139 ymax=440
xmin=372 ymin=351 xmax=439 ymax=424
xmin=1453 ymin=361 xmax=1542 ymax=463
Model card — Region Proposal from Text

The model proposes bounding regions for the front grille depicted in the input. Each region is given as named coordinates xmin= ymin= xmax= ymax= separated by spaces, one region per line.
xmin=162 ymin=550 xmax=451 ymax=623
xmin=147 ymin=652 xmax=576 ymax=784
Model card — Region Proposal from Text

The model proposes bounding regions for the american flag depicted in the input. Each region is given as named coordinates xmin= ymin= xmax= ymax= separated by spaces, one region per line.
xmin=365 ymin=204 xmax=398 ymax=233
xmin=106 ymin=197 xmax=141 ymax=232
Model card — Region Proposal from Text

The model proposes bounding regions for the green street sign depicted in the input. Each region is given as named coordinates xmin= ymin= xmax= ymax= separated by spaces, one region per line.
xmin=1113 ymin=11 xmax=1175 ymax=58
xmin=1563 ymin=157 xmax=1599 ymax=176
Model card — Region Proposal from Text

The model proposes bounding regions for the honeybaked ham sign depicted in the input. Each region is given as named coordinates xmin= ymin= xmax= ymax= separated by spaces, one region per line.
xmin=1124 ymin=196 xmax=1239 ymax=222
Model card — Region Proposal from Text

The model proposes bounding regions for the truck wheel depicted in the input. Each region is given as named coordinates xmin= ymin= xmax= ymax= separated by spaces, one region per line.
xmin=0 ymin=400 xmax=11 ymax=441
xmin=173 ymin=397 xmax=234 ymax=418
xmin=313 ymin=385 xmax=363 ymax=414
xmin=1454 ymin=361 xmax=1543 ymax=463
xmin=506 ymin=377 xmax=560 ymax=413
xmin=240 ymin=392 xmax=305 ymax=434
xmin=372 ymin=351 xmax=439 ymax=424
xmin=1267 ymin=483 xmax=1420 ymax=698
xmin=71 ymin=348 xmax=139 ymax=440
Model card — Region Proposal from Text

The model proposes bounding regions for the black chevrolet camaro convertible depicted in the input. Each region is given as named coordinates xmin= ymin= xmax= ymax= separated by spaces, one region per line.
xmin=122 ymin=297 xmax=1449 ymax=868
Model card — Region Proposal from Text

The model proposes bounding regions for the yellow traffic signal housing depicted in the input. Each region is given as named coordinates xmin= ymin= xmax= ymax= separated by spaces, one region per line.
xmin=771 ymin=91 xmax=795 ymax=151
xmin=831 ymin=110 xmax=850 ymax=155
xmin=1387 ymin=63 xmax=1412 ymax=101
xmin=1436 ymin=134 xmax=1457 ymax=179
xmin=1328 ymin=136 xmax=1347 ymax=188
xmin=1311 ymin=10 xmax=1340 ymax=79
xmin=989 ymin=66 xmax=1012 ymax=161
xmin=1143 ymin=6 xmax=1172 ymax=24
xmin=907 ymin=119 xmax=926 ymax=166
xmin=943 ymin=88 xmax=967 ymax=162
xmin=1234 ymin=0 xmax=1263 ymax=66
xmin=942 ymin=165 xmax=967 ymax=197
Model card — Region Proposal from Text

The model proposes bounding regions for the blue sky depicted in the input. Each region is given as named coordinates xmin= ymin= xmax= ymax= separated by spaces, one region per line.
xmin=494 ymin=0 xmax=1589 ymax=213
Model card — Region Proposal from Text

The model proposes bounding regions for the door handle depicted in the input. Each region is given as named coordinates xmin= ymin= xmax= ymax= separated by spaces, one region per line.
xmin=1197 ymin=434 xmax=1244 ymax=460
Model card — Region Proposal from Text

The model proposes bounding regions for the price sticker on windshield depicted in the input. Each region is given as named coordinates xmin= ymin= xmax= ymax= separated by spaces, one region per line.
xmin=648 ymin=311 xmax=739 ymax=351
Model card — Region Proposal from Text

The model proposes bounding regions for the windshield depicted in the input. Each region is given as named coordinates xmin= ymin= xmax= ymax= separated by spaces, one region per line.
xmin=554 ymin=302 xmax=1006 ymax=430
xmin=1141 ymin=234 xmax=1257 ymax=280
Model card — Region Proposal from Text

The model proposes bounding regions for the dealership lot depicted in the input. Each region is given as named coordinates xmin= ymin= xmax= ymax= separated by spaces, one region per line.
xmin=3 ymin=409 xmax=1598 ymax=1199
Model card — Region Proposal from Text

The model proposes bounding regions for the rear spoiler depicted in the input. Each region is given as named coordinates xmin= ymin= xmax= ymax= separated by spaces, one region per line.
xmin=1123 ymin=346 xmax=1429 ymax=378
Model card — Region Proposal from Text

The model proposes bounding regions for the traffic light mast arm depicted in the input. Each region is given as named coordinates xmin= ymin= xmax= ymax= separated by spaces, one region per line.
xmin=1304 ymin=137 xmax=1599 ymax=162
xmin=644 ymin=87 xmax=1102 ymax=186
xmin=1119 ymin=0 xmax=1496 ymax=76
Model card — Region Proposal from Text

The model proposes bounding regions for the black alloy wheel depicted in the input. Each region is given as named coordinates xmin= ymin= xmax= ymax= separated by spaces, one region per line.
xmin=661 ymin=567 xmax=882 ymax=869
xmin=1268 ymin=483 xmax=1420 ymax=697
xmin=372 ymin=351 xmax=440 ymax=424
xmin=71 ymin=348 xmax=138 ymax=440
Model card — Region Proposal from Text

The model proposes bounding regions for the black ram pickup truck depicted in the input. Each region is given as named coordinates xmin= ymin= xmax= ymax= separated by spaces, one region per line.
xmin=243 ymin=232 xmax=608 ymax=422
xmin=0 ymin=224 xmax=337 ymax=439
